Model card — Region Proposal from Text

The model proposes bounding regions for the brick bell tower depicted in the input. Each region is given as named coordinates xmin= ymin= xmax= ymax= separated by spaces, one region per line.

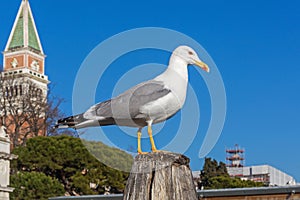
xmin=2 ymin=0 xmax=48 ymax=94
xmin=1 ymin=0 xmax=49 ymax=147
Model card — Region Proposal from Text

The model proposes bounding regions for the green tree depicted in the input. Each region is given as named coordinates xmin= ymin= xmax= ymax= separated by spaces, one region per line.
xmin=200 ymin=157 xmax=229 ymax=187
xmin=217 ymin=161 xmax=228 ymax=176
xmin=10 ymin=172 xmax=64 ymax=200
xmin=11 ymin=135 xmax=132 ymax=196
xmin=82 ymin=140 xmax=133 ymax=172
xmin=199 ymin=157 xmax=264 ymax=189
xmin=207 ymin=176 xmax=264 ymax=189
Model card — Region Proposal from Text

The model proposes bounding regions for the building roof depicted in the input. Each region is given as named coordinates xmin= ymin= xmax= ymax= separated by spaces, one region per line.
xmin=49 ymin=186 xmax=300 ymax=200
xmin=197 ymin=185 xmax=300 ymax=198
xmin=5 ymin=0 xmax=44 ymax=54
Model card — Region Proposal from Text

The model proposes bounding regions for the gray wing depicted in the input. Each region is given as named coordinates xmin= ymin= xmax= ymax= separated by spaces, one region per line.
xmin=127 ymin=81 xmax=171 ymax=118
xmin=84 ymin=80 xmax=171 ymax=121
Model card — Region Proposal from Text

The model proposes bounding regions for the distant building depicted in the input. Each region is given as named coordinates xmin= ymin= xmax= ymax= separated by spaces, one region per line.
xmin=227 ymin=165 xmax=296 ymax=186
xmin=0 ymin=0 xmax=49 ymax=147
xmin=0 ymin=126 xmax=17 ymax=200
xmin=2 ymin=0 xmax=48 ymax=93
xmin=226 ymin=145 xmax=296 ymax=186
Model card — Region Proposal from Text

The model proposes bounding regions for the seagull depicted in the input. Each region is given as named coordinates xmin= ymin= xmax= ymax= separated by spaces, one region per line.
xmin=55 ymin=46 xmax=209 ymax=154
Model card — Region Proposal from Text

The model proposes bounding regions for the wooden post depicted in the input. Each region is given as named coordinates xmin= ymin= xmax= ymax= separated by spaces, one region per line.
xmin=123 ymin=152 xmax=198 ymax=200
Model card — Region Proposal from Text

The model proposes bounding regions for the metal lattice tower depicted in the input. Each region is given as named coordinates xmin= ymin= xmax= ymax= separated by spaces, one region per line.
xmin=226 ymin=144 xmax=245 ymax=168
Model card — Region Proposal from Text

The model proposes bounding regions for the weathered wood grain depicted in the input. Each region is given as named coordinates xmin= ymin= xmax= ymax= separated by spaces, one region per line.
xmin=123 ymin=152 xmax=197 ymax=200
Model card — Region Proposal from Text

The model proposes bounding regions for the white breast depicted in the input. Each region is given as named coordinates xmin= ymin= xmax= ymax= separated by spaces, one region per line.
xmin=139 ymin=91 xmax=182 ymax=123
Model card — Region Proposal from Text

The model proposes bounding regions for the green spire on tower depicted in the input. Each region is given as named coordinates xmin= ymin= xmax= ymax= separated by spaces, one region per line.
xmin=9 ymin=9 xmax=24 ymax=50
xmin=5 ymin=0 xmax=43 ymax=54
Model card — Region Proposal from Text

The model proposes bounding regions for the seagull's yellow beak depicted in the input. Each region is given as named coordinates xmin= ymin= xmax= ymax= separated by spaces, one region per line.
xmin=195 ymin=60 xmax=210 ymax=73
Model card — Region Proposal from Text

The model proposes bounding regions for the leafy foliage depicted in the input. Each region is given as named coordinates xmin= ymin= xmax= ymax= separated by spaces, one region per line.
xmin=200 ymin=157 xmax=229 ymax=187
xmin=11 ymin=135 xmax=132 ymax=196
xmin=82 ymin=140 xmax=133 ymax=172
xmin=199 ymin=157 xmax=264 ymax=189
xmin=10 ymin=172 xmax=64 ymax=200
xmin=207 ymin=176 xmax=264 ymax=189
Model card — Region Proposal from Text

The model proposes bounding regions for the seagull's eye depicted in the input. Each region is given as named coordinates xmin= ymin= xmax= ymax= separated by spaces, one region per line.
xmin=188 ymin=51 xmax=193 ymax=55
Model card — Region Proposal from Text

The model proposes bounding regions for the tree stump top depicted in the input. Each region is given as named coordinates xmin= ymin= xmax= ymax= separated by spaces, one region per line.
xmin=136 ymin=152 xmax=190 ymax=163
xmin=123 ymin=152 xmax=197 ymax=200
xmin=131 ymin=152 xmax=190 ymax=174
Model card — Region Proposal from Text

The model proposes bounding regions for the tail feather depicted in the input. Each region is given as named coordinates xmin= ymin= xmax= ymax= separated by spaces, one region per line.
xmin=55 ymin=114 xmax=85 ymax=129
xmin=55 ymin=114 xmax=118 ymax=130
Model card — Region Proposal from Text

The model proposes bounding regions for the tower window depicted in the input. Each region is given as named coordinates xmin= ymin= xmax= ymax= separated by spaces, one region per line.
xmin=19 ymin=85 xmax=23 ymax=96
xmin=14 ymin=85 xmax=18 ymax=96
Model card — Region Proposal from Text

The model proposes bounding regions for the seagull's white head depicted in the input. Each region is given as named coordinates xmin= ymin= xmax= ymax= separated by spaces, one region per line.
xmin=172 ymin=46 xmax=210 ymax=73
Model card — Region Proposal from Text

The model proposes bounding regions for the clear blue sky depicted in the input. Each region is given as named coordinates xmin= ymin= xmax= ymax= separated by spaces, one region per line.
xmin=1 ymin=0 xmax=300 ymax=181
